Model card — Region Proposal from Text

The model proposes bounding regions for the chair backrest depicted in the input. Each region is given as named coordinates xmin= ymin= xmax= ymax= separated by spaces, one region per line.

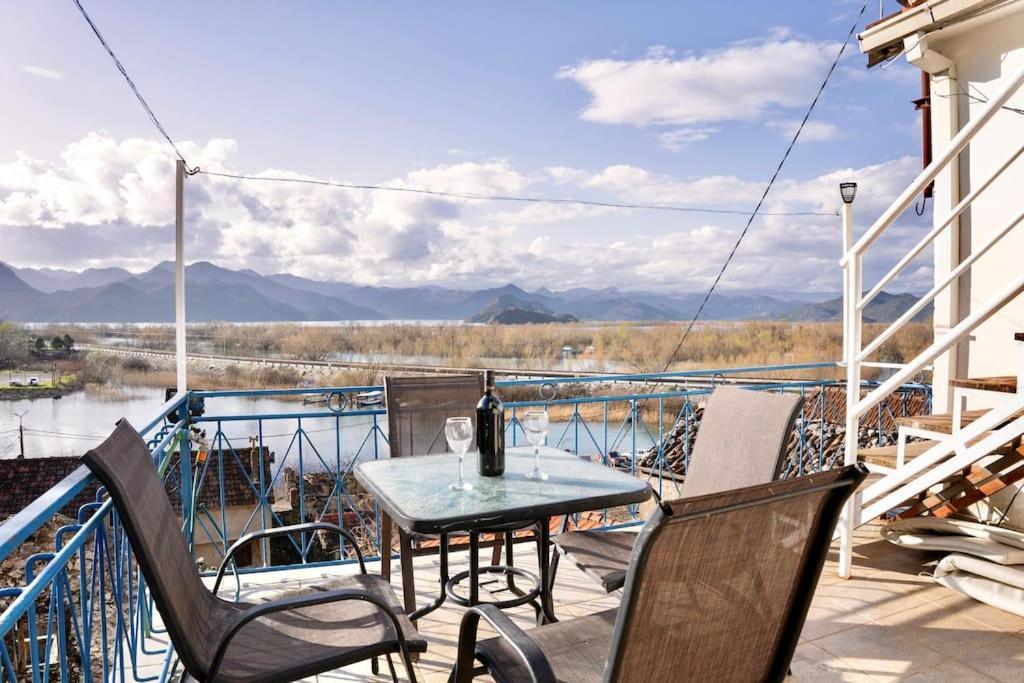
xmin=385 ymin=374 xmax=484 ymax=457
xmin=606 ymin=465 xmax=866 ymax=683
xmin=680 ymin=387 xmax=803 ymax=499
xmin=82 ymin=420 xmax=225 ymax=678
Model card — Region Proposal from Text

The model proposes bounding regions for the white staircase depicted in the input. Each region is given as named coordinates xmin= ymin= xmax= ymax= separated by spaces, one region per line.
xmin=837 ymin=62 xmax=1024 ymax=577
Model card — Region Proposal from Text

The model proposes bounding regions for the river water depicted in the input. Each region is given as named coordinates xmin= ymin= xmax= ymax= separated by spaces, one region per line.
xmin=1 ymin=387 xmax=658 ymax=467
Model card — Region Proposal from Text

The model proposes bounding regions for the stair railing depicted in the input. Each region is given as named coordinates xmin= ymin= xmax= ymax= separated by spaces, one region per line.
xmin=837 ymin=62 xmax=1024 ymax=577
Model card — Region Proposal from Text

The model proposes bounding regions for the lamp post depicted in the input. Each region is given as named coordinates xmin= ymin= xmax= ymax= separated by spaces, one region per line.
xmin=839 ymin=181 xmax=858 ymax=579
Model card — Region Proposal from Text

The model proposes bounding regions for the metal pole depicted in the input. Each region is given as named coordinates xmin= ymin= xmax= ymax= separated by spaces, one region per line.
xmin=14 ymin=410 xmax=28 ymax=459
xmin=175 ymin=159 xmax=187 ymax=393
xmin=839 ymin=199 xmax=859 ymax=579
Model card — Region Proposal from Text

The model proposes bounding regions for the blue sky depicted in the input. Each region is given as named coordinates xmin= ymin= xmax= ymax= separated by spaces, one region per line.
xmin=0 ymin=1 xmax=931 ymax=293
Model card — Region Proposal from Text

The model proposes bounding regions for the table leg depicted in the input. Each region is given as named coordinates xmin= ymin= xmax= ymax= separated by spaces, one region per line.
xmin=469 ymin=530 xmax=480 ymax=605
xmin=381 ymin=512 xmax=393 ymax=581
xmin=537 ymin=519 xmax=558 ymax=624
xmin=411 ymin=532 xmax=449 ymax=621
xmin=398 ymin=528 xmax=417 ymax=620
xmin=490 ymin=531 xmax=503 ymax=565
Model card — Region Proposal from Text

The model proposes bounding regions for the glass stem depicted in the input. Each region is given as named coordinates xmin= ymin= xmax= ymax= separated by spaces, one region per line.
xmin=534 ymin=445 xmax=540 ymax=469
xmin=458 ymin=455 xmax=465 ymax=484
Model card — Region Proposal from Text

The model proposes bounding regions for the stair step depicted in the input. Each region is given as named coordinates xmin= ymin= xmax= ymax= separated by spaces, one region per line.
xmin=949 ymin=376 xmax=1018 ymax=393
xmin=898 ymin=446 xmax=1024 ymax=519
xmin=857 ymin=442 xmax=934 ymax=468
xmin=896 ymin=408 xmax=1024 ymax=434
xmin=857 ymin=439 xmax=1017 ymax=469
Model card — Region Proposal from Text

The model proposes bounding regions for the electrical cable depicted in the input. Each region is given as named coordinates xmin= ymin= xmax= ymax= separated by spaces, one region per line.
xmin=658 ymin=0 xmax=870 ymax=372
xmin=196 ymin=170 xmax=838 ymax=217
xmin=69 ymin=0 xmax=198 ymax=173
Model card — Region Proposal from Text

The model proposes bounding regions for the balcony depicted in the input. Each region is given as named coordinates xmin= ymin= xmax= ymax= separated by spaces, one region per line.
xmin=4 ymin=366 xmax=1021 ymax=682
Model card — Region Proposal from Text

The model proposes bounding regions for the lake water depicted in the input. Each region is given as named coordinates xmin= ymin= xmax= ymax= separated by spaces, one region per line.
xmin=1 ymin=388 xmax=658 ymax=468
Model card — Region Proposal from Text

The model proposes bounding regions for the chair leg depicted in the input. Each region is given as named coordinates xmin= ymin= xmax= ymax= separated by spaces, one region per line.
xmin=382 ymin=513 xmax=393 ymax=581
xmin=398 ymin=529 xmax=417 ymax=622
xmin=372 ymin=656 xmax=380 ymax=675
xmin=386 ymin=652 xmax=399 ymax=682
xmin=504 ymin=530 xmax=517 ymax=592
xmin=490 ymin=532 xmax=503 ymax=565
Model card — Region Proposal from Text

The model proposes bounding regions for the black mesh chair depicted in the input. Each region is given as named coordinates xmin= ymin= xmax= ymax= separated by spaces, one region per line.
xmin=552 ymin=386 xmax=804 ymax=592
xmin=82 ymin=420 xmax=425 ymax=683
xmin=383 ymin=375 xmax=541 ymax=617
xmin=452 ymin=464 xmax=867 ymax=683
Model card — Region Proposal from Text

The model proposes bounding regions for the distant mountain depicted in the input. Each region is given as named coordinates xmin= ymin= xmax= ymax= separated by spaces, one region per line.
xmin=6 ymin=264 xmax=132 ymax=293
xmin=468 ymin=294 xmax=578 ymax=324
xmin=785 ymin=291 xmax=931 ymax=323
xmin=0 ymin=259 xmax=925 ymax=324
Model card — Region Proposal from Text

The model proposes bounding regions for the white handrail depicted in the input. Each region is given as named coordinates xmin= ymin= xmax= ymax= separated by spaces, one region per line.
xmin=858 ymin=393 xmax=1024 ymax=506
xmin=858 ymin=205 xmax=1024 ymax=361
xmin=860 ymin=142 xmax=1024 ymax=309
xmin=852 ymin=271 xmax=1024 ymax=420
xmin=841 ymin=62 xmax=1024 ymax=266
xmin=862 ymin=409 xmax=1024 ymax=523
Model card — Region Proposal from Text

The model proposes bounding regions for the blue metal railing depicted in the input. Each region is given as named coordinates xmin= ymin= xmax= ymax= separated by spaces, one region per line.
xmin=0 ymin=363 xmax=930 ymax=681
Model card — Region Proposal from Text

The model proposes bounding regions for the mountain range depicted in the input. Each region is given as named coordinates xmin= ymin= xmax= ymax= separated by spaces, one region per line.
xmin=0 ymin=261 xmax=927 ymax=324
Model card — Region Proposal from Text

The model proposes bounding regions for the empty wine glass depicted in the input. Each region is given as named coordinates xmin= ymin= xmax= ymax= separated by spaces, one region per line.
xmin=445 ymin=417 xmax=474 ymax=492
xmin=523 ymin=410 xmax=550 ymax=481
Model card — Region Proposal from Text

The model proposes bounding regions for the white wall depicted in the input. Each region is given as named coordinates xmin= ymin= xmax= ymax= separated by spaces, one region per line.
xmin=930 ymin=9 xmax=1024 ymax=400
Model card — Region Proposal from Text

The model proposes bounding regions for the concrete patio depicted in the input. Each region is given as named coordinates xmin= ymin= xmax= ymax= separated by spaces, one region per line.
xmin=138 ymin=522 xmax=1024 ymax=682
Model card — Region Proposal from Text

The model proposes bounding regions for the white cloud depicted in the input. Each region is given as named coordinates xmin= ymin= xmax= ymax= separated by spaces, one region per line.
xmin=0 ymin=133 xmax=929 ymax=293
xmin=766 ymin=119 xmax=841 ymax=141
xmin=21 ymin=65 xmax=63 ymax=81
xmin=556 ymin=34 xmax=838 ymax=127
xmin=657 ymin=127 xmax=717 ymax=151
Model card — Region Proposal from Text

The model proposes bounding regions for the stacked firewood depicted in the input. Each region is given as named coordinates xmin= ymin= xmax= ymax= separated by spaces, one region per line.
xmin=636 ymin=401 xmax=901 ymax=477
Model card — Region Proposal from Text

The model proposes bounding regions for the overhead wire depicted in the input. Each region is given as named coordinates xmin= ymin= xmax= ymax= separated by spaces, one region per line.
xmin=658 ymin=0 xmax=871 ymax=372
xmin=196 ymin=170 xmax=838 ymax=217
xmin=69 ymin=0 xmax=198 ymax=173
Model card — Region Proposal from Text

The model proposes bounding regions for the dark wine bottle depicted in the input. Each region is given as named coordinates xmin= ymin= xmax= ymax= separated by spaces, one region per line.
xmin=476 ymin=370 xmax=505 ymax=476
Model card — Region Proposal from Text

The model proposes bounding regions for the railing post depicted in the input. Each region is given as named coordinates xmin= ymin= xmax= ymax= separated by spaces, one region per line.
xmin=175 ymin=159 xmax=188 ymax=394
xmin=839 ymin=187 xmax=859 ymax=579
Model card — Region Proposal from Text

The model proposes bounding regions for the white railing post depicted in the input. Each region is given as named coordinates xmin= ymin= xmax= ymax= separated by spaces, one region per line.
xmin=175 ymin=159 xmax=188 ymax=394
xmin=839 ymin=188 xmax=858 ymax=578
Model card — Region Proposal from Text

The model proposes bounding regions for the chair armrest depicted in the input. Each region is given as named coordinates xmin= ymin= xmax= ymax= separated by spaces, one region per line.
xmin=452 ymin=604 xmax=556 ymax=683
xmin=212 ymin=521 xmax=366 ymax=594
xmin=207 ymin=587 xmax=412 ymax=682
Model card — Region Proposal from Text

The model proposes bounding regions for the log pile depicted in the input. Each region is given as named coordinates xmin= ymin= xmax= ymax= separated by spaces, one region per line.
xmin=636 ymin=387 xmax=918 ymax=477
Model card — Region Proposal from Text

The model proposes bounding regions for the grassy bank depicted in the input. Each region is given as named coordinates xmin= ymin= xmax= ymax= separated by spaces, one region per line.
xmin=71 ymin=320 xmax=932 ymax=377
xmin=56 ymin=320 xmax=933 ymax=423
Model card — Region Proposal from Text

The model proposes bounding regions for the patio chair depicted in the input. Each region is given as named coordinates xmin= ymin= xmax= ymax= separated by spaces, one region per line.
xmin=384 ymin=375 xmax=541 ymax=613
xmin=552 ymin=386 xmax=803 ymax=592
xmin=451 ymin=464 xmax=867 ymax=683
xmin=82 ymin=419 xmax=425 ymax=683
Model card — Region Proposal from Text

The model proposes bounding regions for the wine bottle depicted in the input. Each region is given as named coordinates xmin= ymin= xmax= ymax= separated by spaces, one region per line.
xmin=476 ymin=370 xmax=505 ymax=476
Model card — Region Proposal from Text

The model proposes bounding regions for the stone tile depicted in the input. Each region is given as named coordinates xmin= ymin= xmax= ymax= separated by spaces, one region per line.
xmin=800 ymin=595 xmax=872 ymax=642
xmin=789 ymin=642 xmax=881 ymax=682
xmin=815 ymin=622 xmax=948 ymax=679
xmin=955 ymin=635 xmax=1024 ymax=682
xmin=898 ymin=658 xmax=996 ymax=682
xmin=873 ymin=601 xmax=1010 ymax=660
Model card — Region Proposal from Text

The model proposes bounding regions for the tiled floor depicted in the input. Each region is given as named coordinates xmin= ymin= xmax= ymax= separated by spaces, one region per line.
xmin=142 ymin=523 xmax=1024 ymax=682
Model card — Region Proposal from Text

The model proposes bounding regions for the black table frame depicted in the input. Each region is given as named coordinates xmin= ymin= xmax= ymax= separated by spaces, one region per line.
xmin=357 ymin=449 xmax=651 ymax=625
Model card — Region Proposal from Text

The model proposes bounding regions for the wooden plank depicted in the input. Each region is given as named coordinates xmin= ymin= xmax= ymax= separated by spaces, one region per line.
xmin=949 ymin=376 xmax=1018 ymax=393
xmin=898 ymin=448 xmax=1024 ymax=519
xmin=896 ymin=409 xmax=1024 ymax=434
xmin=857 ymin=441 xmax=935 ymax=468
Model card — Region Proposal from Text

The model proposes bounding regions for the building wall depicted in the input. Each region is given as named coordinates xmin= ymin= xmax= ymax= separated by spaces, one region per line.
xmin=929 ymin=9 xmax=1024 ymax=405
xmin=191 ymin=505 xmax=268 ymax=568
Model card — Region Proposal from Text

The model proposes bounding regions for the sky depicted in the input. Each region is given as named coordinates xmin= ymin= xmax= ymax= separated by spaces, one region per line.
xmin=0 ymin=1 xmax=934 ymax=294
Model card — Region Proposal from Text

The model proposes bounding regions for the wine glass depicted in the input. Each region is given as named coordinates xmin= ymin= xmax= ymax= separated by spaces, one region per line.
xmin=523 ymin=410 xmax=549 ymax=481
xmin=445 ymin=417 xmax=474 ymax=492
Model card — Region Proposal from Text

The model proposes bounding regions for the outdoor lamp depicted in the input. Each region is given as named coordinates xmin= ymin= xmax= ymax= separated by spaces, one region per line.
xmin=839 ymin=182 xmax=857 ymax=204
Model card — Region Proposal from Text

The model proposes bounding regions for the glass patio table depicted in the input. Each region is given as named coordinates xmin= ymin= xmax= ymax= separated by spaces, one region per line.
xmin=355 ymin=446 xmax=651 ymax=623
